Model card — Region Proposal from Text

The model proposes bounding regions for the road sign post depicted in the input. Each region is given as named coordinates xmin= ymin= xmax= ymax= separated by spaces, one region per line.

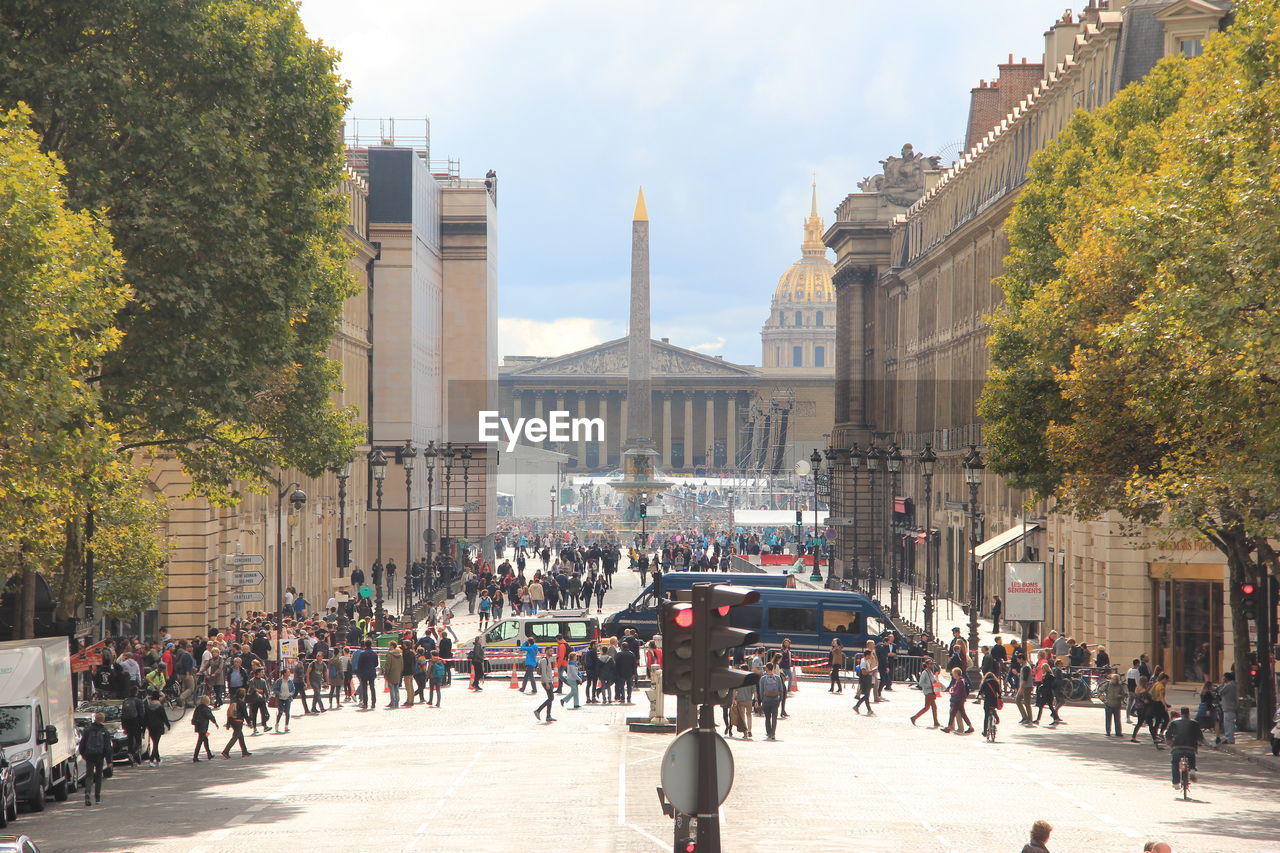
xmin=231 ymin=591 xmax=264 ymax=603
xmin=222 ymin=554 xmax=264 ymax=567
xmin=228 ymin=570 xmax=265 ymax=587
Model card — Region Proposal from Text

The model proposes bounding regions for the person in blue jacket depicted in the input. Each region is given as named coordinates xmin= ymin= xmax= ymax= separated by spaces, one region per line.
xmin=354 ymin=639 xmax=379 ymax=709
xmin=520 ymin=638 xmax=539 ymax=694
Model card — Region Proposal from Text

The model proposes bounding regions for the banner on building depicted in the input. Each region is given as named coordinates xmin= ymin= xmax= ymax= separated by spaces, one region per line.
xmin=1004 ymin=561 xmax=1046 ymax=623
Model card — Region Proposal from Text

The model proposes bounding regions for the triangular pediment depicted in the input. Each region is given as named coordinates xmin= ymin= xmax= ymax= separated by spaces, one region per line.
xmin=506 ymin=338 xmax=758 ymax=378
xmin=1155 ymin=0 xmax=1230 ymax=22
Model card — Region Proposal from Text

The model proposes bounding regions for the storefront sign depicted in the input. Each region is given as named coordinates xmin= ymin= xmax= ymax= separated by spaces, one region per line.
xmin=1004 ymin=561 xmax=1046 ymax=622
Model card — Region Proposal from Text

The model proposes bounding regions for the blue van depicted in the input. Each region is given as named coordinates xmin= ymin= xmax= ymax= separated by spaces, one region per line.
xmin=602 ymin=571 xmax=791 ymax=639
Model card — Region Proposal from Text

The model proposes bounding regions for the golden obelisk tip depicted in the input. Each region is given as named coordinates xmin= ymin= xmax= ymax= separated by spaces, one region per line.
xmin=633 ymin=187 xmax=648 ymax=222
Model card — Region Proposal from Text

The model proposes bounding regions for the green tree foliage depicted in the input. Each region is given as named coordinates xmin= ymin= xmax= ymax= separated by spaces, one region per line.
xmin=0 ymin=107 xmax=167 ymax=633
xmin=0 ymin=0 xmax=361 ymax=497
xmin=980 ymin=0 xmax=1280 ymax=691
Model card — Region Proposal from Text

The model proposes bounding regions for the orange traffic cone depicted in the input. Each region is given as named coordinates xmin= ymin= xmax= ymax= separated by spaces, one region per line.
xmin=509 ymin=667 xmax=519 ymax=689
xmin=553 ymin=673 xmax=560 ymax=690
xmin=383 ymin=678 xmax=390 ymax=693
xmin=789 ymin=677 xmax=798 ymax=693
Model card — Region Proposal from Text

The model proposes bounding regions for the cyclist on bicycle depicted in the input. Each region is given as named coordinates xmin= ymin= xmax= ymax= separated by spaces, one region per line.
xmin=979 ymin=671 xmax=1002 ymax=739
xmin=1165 ymin=706 xmax=1204 ymax=789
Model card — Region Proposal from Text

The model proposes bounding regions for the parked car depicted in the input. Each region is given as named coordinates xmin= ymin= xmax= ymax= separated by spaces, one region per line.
xmin=0 ymin=835 xmax=39 ymax=852
xmin=73 ymin=702 xmax=130 ymax=776
xmin=0 ymin=759 xmax=16 ymax=828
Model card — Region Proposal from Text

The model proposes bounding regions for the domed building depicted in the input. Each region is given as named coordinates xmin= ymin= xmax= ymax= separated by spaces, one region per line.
xmin=761 ymin=184 xmax=837 ymax=370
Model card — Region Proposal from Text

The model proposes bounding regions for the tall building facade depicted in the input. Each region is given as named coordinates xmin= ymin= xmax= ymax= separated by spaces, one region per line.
xmin=826 ymin=0 xmax=1234 ymax=676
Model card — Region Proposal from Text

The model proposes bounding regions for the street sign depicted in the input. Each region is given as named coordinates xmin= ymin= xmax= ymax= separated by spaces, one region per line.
xmin=231 ymin=591 xmax=264 ymax=603
xmin=223 ymin=554 xmax=264 ymax=567
xmin=824 ymin=517 xmax=856 ymax=527
xmin=659 ymin=729 xmax=734 ymax=816
xmin=359 ymin=584 xmax=373 ymax=599
xmin=228 ymin=570 xmax=265 ymax=587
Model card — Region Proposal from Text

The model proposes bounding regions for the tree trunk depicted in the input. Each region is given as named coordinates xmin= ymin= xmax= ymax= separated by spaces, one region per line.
xmin=58 ymin=517 xmax=84 ymax=623
xmin=1219 ymin=525 xmax=1256 ymax=701
xmin=18 ymin=544 xmax=36 ymax=641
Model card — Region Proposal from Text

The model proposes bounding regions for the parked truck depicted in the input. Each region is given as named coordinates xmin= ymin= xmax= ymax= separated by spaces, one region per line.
xmin=0 ymin=638 xmax=83 ymax=810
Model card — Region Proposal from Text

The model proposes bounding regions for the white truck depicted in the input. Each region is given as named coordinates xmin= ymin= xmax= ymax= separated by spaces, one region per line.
xmin=0 ymin=637 xmax=84 ymax=810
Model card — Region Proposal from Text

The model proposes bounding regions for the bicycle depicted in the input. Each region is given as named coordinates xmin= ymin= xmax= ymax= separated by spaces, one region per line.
xmin=1178 ymin=753 xmax=1192 ymax=800
xmin=160 ymin=682 xmax=188 ymax=723
xmin=983 ymin=709 xmax=999 ymax=742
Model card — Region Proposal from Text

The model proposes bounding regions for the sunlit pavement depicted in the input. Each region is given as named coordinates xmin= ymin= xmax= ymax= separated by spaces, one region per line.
xmin=24 ymin=566 xmax=1280 ymax=853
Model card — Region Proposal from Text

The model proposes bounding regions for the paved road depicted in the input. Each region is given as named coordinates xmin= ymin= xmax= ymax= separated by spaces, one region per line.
xmin=21 ymin=567 xmax=1280 ymax=853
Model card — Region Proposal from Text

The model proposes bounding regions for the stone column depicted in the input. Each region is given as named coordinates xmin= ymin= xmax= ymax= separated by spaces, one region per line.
xmin=726 ymin=392 xmax=738 ymax=467
xmin=618 ymin=392 xmax=628 ymax=460
xmin=576 ymin=392 xmax=588 ymax=470
xmin=682 ymin=392 xmax=694 ymax=471
xmin=704 ymin=393 xmax=715 ymax=469
xmin=626 ymin=190 xmax=652 ymax=446
xmin=661 ymin=392 xmax=673 ymax=469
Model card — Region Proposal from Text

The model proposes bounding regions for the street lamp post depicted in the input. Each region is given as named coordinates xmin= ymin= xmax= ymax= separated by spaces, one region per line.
xmin=424 ymin=441 xmax=437 ymax=587
xmin=824 ymin=446 xmax=839 ymax=585
xmin=369 ymin=448 xmax=388 ymax=633
xmin=549 ymin=486 xmax=557 ymax=533
xmin=275 ymin=482 xmax=306 ymax=677
xmin=918 ymin=443 xmax=937 ymax=638
xmin=336 ymin=462 xmax=351 ymax=578
xmin=963 ymin=444 xmax=985 ymax=661
xmin=886 ymin=443 xmax=903 ymax=618
xmin=864 ymin=445 xmax=882 ymax=602
xmin=399 ymin=440 xmax=416 ymax=614
xmin=461 ymin=446 xmax=472 ymax=566
xmin=810 ymin=449 xmax=823 ymax=582
xmin=641 ymin=490 xmax=649 ymax=546
xmin=442 ymin=442 xmax=455 ymax=562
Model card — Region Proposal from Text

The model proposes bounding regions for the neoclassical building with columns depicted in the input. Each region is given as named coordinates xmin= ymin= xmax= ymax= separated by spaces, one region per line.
xmin=498 ymin=192 xmax=835 ymax=475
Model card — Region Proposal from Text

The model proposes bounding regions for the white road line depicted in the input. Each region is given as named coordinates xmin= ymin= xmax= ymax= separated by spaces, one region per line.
xmin=625 ymin=822 xmax=671 ymax=852
xmin=617 ymin=744 xmax=628 ymax=825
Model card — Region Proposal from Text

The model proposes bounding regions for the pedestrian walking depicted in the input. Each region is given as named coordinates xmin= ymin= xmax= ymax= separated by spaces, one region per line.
xmin=731 ymin=681 xmax=753 ymax=739
xmin=758 ymin=662 xmax=785 ymax=740
xmin=143 ymin=690 xmax=170 ymax=766
xmin=559 ymin=653 xmax=583 ymax=710
xmin=191 ymin=696 xmax=218 ymax=760
xmin=828 ymin=639 xmax=845 ymax=693
xmin=853 ymin=643 xmax=876 ymax=715
xmin=221 ymin=688 xmax=251 ymax=758
xmin=1217 ymin=671 xmax=1239 ymax=744
xmin=910 ymin=660 xmax=941 ymax=727
xmin=520 ymin=637 xmax=539 ymax=694
xmin=1100 ymin=673 xmax=1125 ymax=737
xmin=468 ymin=638 xmax=485 ymax=691
xmin=78 ymin=712 xmax=111 ymax=805
xmin=272 ymin=670 xmax=294 ymax=732
xmin=382 ymin=641 xmax=404 ymax=709
xmin=942 ymin=667 xmax=973 ymax=734
xmin=428 ymin=654 xmax=446 ymax=707
xmin=533 ymin=648 xmax=557 ymax=722
xmin=1015 ymin=664 xmax=1034 ymax=725
xmin=120 ymin=685 xmax=146 ymax=765
xmin=355 ymin=639 xmax=378 ymax=709
xmin=1129 ymin=676 xmax=1160 ymax=745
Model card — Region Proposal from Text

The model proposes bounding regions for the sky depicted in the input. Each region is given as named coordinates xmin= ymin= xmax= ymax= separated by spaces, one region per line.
xmin=297 ymin=0 xmax=1067 ymax=366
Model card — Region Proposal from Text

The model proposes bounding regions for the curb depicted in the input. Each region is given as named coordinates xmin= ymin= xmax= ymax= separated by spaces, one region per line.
xmin=1216 ymin=740 xmax=1280 ymax=773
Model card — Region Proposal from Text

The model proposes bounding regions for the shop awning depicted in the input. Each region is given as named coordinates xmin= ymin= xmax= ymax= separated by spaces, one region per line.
xmin=975 ymin=521 xmax=1041 ymax=563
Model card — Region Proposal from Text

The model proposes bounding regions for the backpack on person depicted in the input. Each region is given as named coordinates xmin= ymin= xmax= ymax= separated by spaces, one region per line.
xmin=80 ymin=726 xmax=110 ymax=758
xmin=121 ymin=695 xmax=144 ymax=723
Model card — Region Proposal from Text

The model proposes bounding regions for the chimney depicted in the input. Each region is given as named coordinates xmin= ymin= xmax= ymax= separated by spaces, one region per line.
xmin=965 ymin=79 xmax=1002 ymax=152
xmin=997 ymin=55 xmax=1045 ymax=122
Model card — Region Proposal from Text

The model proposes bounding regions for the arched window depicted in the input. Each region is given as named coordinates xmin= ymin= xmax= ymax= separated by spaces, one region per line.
xmin=814 ymin=346 xmax=825 ymax=368
xmin=795 ymin=310 xmax=802 ymax=326
xmin=816 ymin=310 xmax=824 ymax=327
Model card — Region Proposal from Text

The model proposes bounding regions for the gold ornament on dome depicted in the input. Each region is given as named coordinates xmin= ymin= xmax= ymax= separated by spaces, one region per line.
xmin=771 ymin=181 xmax=836 ymax=307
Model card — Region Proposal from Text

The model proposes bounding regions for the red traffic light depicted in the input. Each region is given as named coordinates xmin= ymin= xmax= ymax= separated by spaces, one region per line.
xmin=1241 ymin=583 xmax=1256 ymax=596
xmin=674 ymin=608 xmax=694 ymax=628
xmin=682 ymin=842 xmax=696 ymax=853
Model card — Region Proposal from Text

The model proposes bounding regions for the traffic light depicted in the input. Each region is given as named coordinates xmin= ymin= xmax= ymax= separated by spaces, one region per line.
xmin=1241 ymin=580 xmax=1258 ymax=618
xmin=1248 ymin=650 xmax=1262 ymax=687
xmin=660 ymin=591 xmax=695 ymax=696
xmin=639 ymin=502 xmax=648 ymax=518
xmin=692 ymin=583 xmax=761 ymax=705
xmin=795 ymin=509 xmax=802 ymax=524
xmin=337 ymin=537 xmax=352 ymax=569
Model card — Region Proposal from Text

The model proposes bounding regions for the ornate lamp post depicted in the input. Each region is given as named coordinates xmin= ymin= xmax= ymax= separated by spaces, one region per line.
xmin=886 ymin=443 xmax=903 ymax=618
xmin=442 ymin=442 xmax=455 ymax=561
xmin=918 ymin=443 xmax=937 ymax=638
xmin=424 ymin=441 xmax=437 ymax=581
xmin=369 ymin=448 xmax=388 ymax=633
xmin=336 ymin=462 xmax=351 ymax=578
xmin=963 ymin=444 xmax=985 ymax=660
xmin=461 ymin=445 xmax=472 ymax=564
xmin=275 ymin=482 xmax=306 ymax=677
xmin=549 ymin=486 xmax=557 ymax=533
xmin=864 ymin=444 xmax=883 ymax=602
xmin=809 ymin=449 xmax=823 ymax=582
xmin=823 ymin=447 xmax=838 ymax=585
xmin=399 ymin=440 xmax=416 ymax=613
xmin=848 ymin=444 xmax=863 ymax=590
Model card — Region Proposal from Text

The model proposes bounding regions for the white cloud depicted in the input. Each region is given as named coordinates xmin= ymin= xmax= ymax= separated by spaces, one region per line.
xmin=498 ymin=317 xmax=622 ymax=362
xmin=688 ymin=337 xmax=726 ymax=354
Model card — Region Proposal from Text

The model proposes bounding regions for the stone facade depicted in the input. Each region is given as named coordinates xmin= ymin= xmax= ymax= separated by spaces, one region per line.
xmin=826 ymin=0 xmax=1234 ymax=677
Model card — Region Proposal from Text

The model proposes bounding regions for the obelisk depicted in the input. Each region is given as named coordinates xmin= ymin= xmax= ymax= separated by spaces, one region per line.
xmin=626 ymin=188 xmax=652 ymax=447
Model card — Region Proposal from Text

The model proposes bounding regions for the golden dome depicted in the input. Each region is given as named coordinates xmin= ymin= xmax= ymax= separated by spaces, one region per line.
xmin=773 ymin=183 xmax=835 ymax=305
